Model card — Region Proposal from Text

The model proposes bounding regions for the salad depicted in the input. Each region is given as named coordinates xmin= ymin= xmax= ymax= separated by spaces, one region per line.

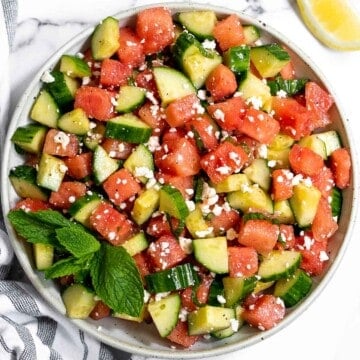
xmin=7 ymin=6 xmax=351 ymax=348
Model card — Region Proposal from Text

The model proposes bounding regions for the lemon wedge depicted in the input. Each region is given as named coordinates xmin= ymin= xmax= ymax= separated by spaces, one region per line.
xmin=297 ymin=0 xmax=360 ymax=51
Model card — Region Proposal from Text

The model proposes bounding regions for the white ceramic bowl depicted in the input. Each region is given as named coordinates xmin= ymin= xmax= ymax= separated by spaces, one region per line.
xmin=1 ymin=3 xmax=357 ymax=358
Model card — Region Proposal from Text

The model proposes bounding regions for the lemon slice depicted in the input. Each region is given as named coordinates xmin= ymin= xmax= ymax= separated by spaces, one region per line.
xmin=297 ymin=0 xmax=360 ymax=51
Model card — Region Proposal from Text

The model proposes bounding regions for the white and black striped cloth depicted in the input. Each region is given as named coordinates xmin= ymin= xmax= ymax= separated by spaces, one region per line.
xmin=0 ymin=1 xmax=132 ymax=358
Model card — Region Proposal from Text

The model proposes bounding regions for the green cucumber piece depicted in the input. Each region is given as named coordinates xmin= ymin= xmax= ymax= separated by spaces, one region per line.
xmin=46 ymin=70 xmax=79 ymax=110
xmin=68 ymin=192 xmax=103 ymax=227
xmin=11 ymin=124 xmax=47 ymax=154
xmin=223 ymin=45 xmax=250 ymax=78
xmin=92 ymin=145 xmax=120 ymax=184
xmin=153 ymin=66 xmax=196 ymax=106
xmin=273 ymin=200 xmax=295 ymax=224
xmin=105 ymin=114 xmax=152 ymax=144
xmin=177 ymin=10 xmax=217 ymax=40
xmin=227 ymin=183 xmax=273 ymax=214
xmin=298 ymin=134 xmax=327 ymax=159
xmin=115 ymin=85 xmax=146 ymax=113
xmin=9 ymin=165 xmax=49 ymax=201
xmin=258 ymin=250 xmax=301 ymax=282
xmin=57 ymin=108 xmax=90 ymax=135
xmin=121 ymin=232 xmax=149 ymax=256
xmin=37 ymin=153 xmax=67 ymax=192
xmin=83 ymin=122 xmax=105 ymax=151
xmin=173 ymin=31 xmax=222 ymax=88
xmin=91 ymin=16 xmax=120 ymax=60
xmin=123 ymin=144 xmax=154 ymax=184
xmin=131 ymin=188 xmax=160 ymax=225
xmin=145 ymin=263 xmax=198 ymax=293
xmin=243 ymin=158 xmax=271 ymax=191
xmin=213 ymin=173 xmax=251 ymax=193
xmin=147 ymin=293 xmax=181 ymax=337
xmin=188 ymin=305 xmax=235 ymax=335
xmin=62 ymin=284 xmax=96 ymax=319
xmin=211 ymin=305 xmax=244 ymax=339
xmin=222 ymin=276 xmax=257 ymax=307
xmin=243 ymin=25 xmax=261 ymax=44
xmin=316 ymin=130 xmax=342 ymax=157
xmin=250 ymin=43 xmax=291 ymax=78
xmin=238 ymin=72 xmax=272 ymax=111
xmin=185 ymin=204 xmax=213 ymax=238
xmin=59 ymin=54 xmax=91 ymax=78
xmin=30 ymin=90 xmax=60 ymax=128
xmin=159 ymin=185 xmax=189 ymax=220
xmin=289 ymin=183 xmax=321 ymax=227
xmin=193 ymin=237 xmax=228 ymax=274
xmin=33 ymin=243 xmax=54 ymax=270
xmin=274 ymin=268 xmax=312 ymax=307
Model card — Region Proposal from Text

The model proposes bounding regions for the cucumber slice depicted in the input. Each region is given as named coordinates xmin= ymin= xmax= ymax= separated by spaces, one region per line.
xmin=68 ymin=192 xmax=103 ymax=227
xmin=223 ymin=45 xmax=250 ymax=78
xmin=46 ymin=70 xmax=79 ymax=110
xmin=258 ymin=250 xmax=301 ymax=282
xmin=159 ymin=185 xmax=189 ymax=220
xmin=177 ymin=10 xmax=217 ymax=40
xmin=243 ymin=25 xmax=261 ymax=44
xmin=145 ymin=263 xmax=198 ymax=293
xmin=267 ymin=76 xmax=308 ymax=96
xmin=193 ymin=237 xmax=228 ymax=274
xmin=243 ymin=158 xmax=271 ymax=191
xmin=298 ymin=134 xmax=327 ymax=159
xmin=289 ymin=183 xmax=321 ymax=227
xmin=91 ymin=16 xmax=120 ymax=60
xmin=33 ymin=243 xmax=54 ymax=270
xmin=173 ymin=32 xmax=222 ymax=88
xmin=9 ymin=165 xmax=49 ymax=201
xmin=30 ymin=90 xmax=60 ymax=128
xmin=153 ymin=66 xmax=196 ymax=106
xmin=121 ymin=232 xmax=149 ymax=256
xmin=211 ymin=305 xmax=244 ymax=339
xmin=37 ymin=153 xmax=67 ymax=192
xmin=147 ymin=293 xmax=181 ymax=337
xmin=188 ymin=305 xmax=235 ymax=336
xmin=60 ymin=54 xmax=91 ymax=78
xmin=315 ymin=130 xmax=342 ymax=157
xmin=250 ymin=43 xmax=291 ymax=78
xmin=57 ymin=108 xmax=90 ymax=135
xmin=131 ymin=188 xmax=160 ymax=225
xmin=123 ymin=144 xmax=154 ymax=184
xmin=105 ymin=114 xmax=152 ymax=144
xmin=83 ymin=122 xmax=105 ymax=151
xmin=274 ymin=268 xmax=312 ymax=307
xmin=213 ymin=173 xmax=251 ymax=193
xmin=92 ymin=145 xmax=120 ymax=184
xmin=11 ymin=124 xmax=47 ymax=154
xmin=113 ymin=306 xmax=147 ymax=323
xmin=62 ymin=284 xmax=96 ymax=319
xmin=273 ymin=200 xmax=295 ymax=224
xmin=222 ymin=276 xmax=257 ymax=307
xmin=185 ymin=204 xmax=213 ymax=238
xmin=116 ymin=85 xmax=146 ymax=113
xmin=238 ymin=72 xmax=272 ymax=111
xmin=331 ymin=187 xmax=342 ymax=218
xmin=227 ymin=183 xmax=273 ymax=214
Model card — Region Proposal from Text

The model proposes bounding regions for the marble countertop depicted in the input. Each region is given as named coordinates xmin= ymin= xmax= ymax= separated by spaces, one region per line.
xmin=7 ymin=0 xmax=360 ymax=359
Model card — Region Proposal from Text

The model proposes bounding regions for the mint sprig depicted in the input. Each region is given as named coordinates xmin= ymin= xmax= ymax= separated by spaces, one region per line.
xmin=8 ymin=208 xmax=144 ymax=317
xmin=90 ymin=243 xmax=144 ymax=317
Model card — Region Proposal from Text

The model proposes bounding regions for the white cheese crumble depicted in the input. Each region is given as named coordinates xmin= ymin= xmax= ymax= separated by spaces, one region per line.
xmin=40 ymin=70 xmax=55 ymax=83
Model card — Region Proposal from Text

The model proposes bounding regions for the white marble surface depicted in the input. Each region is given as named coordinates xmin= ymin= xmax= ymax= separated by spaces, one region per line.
xmin=7 ymin=0 xmax=360 ymax=359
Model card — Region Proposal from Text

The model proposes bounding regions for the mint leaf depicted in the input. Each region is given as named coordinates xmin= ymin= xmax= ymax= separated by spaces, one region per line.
xmin=27 ymin=210 xmax=75 ymax=228
xmin=8 ymin=210 xmax=58 ymax=245
xmin=90 ymin=243 xmax=144 ymax=317
xmin=56 ymin=227 xmax=100 ymax=258
xmin=45 ymin=255 xmax=92 ymax=279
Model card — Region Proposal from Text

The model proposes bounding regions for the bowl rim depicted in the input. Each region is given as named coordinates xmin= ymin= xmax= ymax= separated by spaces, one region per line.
xmin=2 ymin=2 xmax=359 ymax=358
